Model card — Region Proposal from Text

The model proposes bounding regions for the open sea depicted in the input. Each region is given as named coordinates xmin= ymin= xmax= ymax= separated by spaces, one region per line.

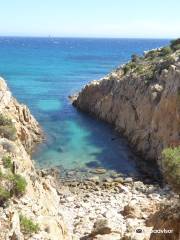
xmin=0 ymin=37 xmax=170 ymax=176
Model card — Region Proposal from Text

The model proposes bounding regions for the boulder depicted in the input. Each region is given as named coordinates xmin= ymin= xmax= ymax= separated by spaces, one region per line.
xmin=90 ymin=219 xmax=112 ymax=237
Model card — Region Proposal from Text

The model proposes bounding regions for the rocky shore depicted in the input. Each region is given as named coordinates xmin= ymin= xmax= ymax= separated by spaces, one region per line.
xmin=57 ymin=174 xmax=174 ymax=240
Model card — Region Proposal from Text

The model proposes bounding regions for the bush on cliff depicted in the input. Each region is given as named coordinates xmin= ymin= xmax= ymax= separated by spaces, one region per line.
xmin=0 ymin=155 xmax=27 ymax=205
xmin=170 ymin=38 xmax=180 ymax=51
xmin=0 ymin=172 xmax=27 ymax=205
xmin=12 ymin=174 xmax=27 ymax=197
xmin=0 ymin=114 xmax=17 ymax=141
xmin=2 ymin=155 xmax=13 ymax=170
xmin=20 ymin=214 xmax=39 ymax=235
xmin=131 ymin=54 xmax=142 ymax=63
xmin=0 ymin=186 xmax=11 ymax=205
xmin=0 ymin=170 xmax=12 ymax=206
xmin=123 ymin=62 xmax=137 ymax=74
xmin=160 ymin=46 xmax=172 ymax=56
xmin=0 ymin=114 xmax=12 ymax=126
xmin=145 ymin=49 xmax=160 ymax=59
xmin=162 ymin=147 xmax=180 ymax=195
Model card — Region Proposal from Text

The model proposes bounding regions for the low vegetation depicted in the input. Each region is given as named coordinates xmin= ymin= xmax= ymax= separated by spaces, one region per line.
xmin=160 ymin=46 xmax=172 ymax=56
xmin=121 ymin=38 xmax=180 ymax=84
xmin=131 ymin=54 xmax=142 ymax=63
xmin=20 ymin=214 xmax=39 ymax=235
xmin=13 ymin=174 xmax=27 ymax=196
xmin=170 ymin=38 xmax=180 ymax=51
xmin=2 ymin=155 xmax=13 ymax=170
xmin=162 ymin=147 xmax=180 ymax=195
xmin=0 ymin=114 xmax=17 ymax=141
xmin=0 ymin=186 xmax=11 ymax=205
xmin=0 ymin=155 xmax=27 ymax=206
xmin=123 ymin=62 xmax=137 ymax=74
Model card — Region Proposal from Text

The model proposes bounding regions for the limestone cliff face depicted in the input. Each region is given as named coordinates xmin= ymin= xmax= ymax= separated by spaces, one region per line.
xmin=0 ymin=78 xmax=42 ymax=152
xmin=73 ymin=46 xmax=180 ymax=165
xmin=0 ymin=77 xmax=69 ymax=240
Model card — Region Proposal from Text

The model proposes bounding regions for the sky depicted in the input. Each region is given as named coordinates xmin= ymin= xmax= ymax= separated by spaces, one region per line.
xmin=0 ymin=0 xmax=180 ymax=38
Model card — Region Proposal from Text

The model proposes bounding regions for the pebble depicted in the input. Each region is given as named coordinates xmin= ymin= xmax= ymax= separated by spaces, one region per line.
xmin=124 ymin=177 xmax=133 ymax=183
xmin=57 ymin=177 xmax=170 ymax=239
xmin=114 ymin=177 xmax=124 ymax=183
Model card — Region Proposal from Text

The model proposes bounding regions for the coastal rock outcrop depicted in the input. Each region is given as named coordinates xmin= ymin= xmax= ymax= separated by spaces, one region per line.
xmin=0 ymin=77 xmax=42 ymax=152
xmin=73 ymin=45 xmax=180 ymax=166
xmin=72 ymin=42 xmax=180 ymax=239
xmin=0 ymin=77 xmax=69 ymax=240
xmin=147 ymin=202 xmax=180 ymax=240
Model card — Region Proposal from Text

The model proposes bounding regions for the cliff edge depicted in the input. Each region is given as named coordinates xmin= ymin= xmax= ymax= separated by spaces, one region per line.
xmin=0 ymin=77 xmax=69 ymax=240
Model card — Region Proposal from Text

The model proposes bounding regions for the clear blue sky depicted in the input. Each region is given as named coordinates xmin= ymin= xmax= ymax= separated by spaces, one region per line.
xmin=1 ymin=0 xmax=180 ymax=38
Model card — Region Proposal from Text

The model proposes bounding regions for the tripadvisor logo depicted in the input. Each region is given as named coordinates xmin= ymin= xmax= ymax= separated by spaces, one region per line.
xmin=151 ymin=229 xmax=173 ymax=234
xmin=136 ymin=228 xmax=173 ymax=234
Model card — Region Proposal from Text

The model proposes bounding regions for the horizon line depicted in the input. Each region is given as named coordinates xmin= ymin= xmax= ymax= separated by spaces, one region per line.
xmin=0 ymin=35 xmax=173 ymax=40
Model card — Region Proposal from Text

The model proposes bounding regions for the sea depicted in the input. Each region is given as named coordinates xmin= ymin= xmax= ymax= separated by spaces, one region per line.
xmin=0 ymin=37 xmax=170 ymax=177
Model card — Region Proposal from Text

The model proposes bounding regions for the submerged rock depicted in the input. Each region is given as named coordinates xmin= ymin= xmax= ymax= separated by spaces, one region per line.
xmin=90 ymin=168 xmax=107 ymax=174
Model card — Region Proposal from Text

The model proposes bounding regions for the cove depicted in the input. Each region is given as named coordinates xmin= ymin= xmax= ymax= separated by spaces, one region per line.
xmin=0 ymin=37 xmax=170 ymax=177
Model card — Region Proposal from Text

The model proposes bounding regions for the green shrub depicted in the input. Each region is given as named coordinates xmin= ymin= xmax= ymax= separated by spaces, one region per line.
xmin=13 ymin=174 xmax=27 ymax=196
xmin=20 ymin=215 xmax=39 ymax=235
xmin=163 ymin=55 xmax=175 ymax=63
xmin=160 ymin=46 xmax=172 ymax=56
xmin=135 ymin=65 xmax=145 ymax=74
xmin=123 ymin=62 xmax=137 ymax=74
xmin=0 ymin=125 xmax=17 ymax=141
xmin=5 ymin=173 xmax=15 ymax=181
xmin=162 ymin=147 xmax=180 ymax=195
xmin=0 ymin=114 xmax=12 ymax=126
xmin=0 ymin=172 xmax=27 ymax=203
xmin=131 ymin=54 xmax=140 ymax=62
xmin=143 ymin=66 xmax=156 ymax=83
xmin=123 ymin=65 xmax=130 ymax=74
xmin=0 ymin=114 xmax=17 ymax=141
xmin=170 ymin=39 xmax=180 ymax=51
xmin=0 ymin=186 xmax=10 ymax=205
xmin=146 ymin=49 xmax=160 ymax=59
xmin=2 ymin=156 xmax=13 ymax=169
xmin=157 ymin=56 xmax=175 ymax=74
xmin=173 ymin=44 xmax=180 ymax=51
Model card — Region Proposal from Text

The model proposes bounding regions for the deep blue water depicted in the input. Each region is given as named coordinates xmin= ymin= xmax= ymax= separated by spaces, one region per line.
xmin=0 ymin=37 xmax=170 ymax=175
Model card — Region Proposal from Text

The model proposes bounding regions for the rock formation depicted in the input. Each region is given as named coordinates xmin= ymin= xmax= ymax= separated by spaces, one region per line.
xmin=72 ymin=41 xmax=180 ymax=240
xmin=147 ymin=201 xmax=180 ymax=240
xmin=0 ymin=77 xmax=69 ymax=240
xmin=73 ymin=44 xmax=180 ymax=166
xmin=0 ymin=78 xmax=42 ymax=153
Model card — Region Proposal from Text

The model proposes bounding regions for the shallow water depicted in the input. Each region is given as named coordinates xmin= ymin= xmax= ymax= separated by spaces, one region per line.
xmin=0 ymin=37 xmax=170 ymax=175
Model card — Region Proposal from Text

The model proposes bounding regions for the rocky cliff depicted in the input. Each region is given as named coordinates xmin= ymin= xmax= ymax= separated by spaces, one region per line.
xmin=73 ymin=41 xmax=180 ymax=166
xmin=0 ymin=77 xmax=69 ymax=240
xmin=0 ymin=77 xmax=42 ymax=153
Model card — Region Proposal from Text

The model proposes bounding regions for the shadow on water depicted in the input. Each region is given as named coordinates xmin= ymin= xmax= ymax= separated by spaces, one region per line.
xmin=73 ymin=109 xmax=162 ymax=183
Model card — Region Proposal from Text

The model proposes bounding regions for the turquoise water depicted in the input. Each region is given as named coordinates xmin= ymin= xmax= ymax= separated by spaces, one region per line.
xmin=0 ymin=37 xmax=170 ymax=175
